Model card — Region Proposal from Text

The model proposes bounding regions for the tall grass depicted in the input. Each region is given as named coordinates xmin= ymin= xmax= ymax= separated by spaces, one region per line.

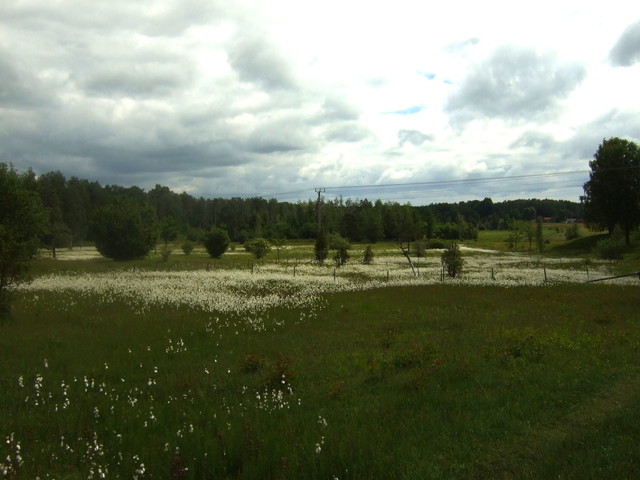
xmin=1 ymin=283 xmax=639 ymax=478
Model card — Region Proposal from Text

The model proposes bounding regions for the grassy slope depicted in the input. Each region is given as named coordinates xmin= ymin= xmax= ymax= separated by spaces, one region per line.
xmin=2 ymin=282 xmax=639 ymax=479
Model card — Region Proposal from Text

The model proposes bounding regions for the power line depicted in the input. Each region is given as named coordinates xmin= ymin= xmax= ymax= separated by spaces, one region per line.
xmin=259 ymin=170 xmax=588 ymax=199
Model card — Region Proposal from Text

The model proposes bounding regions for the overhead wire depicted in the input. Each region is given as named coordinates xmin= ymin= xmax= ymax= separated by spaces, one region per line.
xmin=255 ymin=170 xmax=588 ymax=198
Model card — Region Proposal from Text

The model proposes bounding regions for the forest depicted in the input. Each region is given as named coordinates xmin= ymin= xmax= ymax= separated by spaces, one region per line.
xmin=32 ymin=169 xmax=583 ymax=248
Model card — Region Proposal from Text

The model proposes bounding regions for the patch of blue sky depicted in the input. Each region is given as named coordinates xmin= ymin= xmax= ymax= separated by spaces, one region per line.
xmin=417 ymin=71 xmax=436 ymax=80
xmin=383 ymin=105 xmax=426 ymax=115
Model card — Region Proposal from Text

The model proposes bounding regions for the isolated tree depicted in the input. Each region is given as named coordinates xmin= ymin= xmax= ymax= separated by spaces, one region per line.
xmin=91 ymin=198 xmax=158 ymax=260
xmin=582 ymin=137 xmax=640 ymax=244
xmin=441 ymin=243 xmax=464 ymax=278
xmin=362 ymin=245 xmax=375 ymax=265
xmin=203 ymin=227 xmax=230 ymax=258
xmin=245 ymin=237 xmax=271 ymax=259
xmin=329 ymin=233 xmax=351 ymax=266
xmin=0 ymin=164 xmax=48 ymax=321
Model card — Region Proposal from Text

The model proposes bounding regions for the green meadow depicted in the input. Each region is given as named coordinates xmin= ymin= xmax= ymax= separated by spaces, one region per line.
xmin=1 ymin=233 xmax=640 ymax=479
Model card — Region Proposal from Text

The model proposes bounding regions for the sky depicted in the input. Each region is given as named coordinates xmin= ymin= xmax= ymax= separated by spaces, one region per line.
xmin=2 ymin=0 xmax=640 ymax=205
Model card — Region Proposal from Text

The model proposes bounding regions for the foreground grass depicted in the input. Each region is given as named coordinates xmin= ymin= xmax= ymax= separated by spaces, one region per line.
xmin=2 ymin=283 xmax=639 ymax=479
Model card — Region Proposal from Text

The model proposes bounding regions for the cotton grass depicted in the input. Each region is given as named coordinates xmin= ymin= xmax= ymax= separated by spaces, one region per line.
xmin=21 ymin=250 xmax=638 ymax=317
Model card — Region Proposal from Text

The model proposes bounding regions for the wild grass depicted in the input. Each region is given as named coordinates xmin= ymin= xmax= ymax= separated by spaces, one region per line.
xmin=2 ymin=282 xmax=639 ymax=479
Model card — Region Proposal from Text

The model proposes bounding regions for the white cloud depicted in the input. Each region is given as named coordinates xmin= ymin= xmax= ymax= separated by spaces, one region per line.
xmin=610 ymin=19 xmax=640 ymax=66
xmin=2 ymin=0 xmax=640 ymax=204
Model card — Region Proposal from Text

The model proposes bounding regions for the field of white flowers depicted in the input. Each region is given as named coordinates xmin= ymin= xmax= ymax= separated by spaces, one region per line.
xmin=24 ymin=246 xmax=638 ymax=318
xmin=5 ymin=245 xmax=639 ymax=479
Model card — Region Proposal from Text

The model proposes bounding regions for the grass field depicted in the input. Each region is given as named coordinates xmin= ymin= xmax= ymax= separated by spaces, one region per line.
xmin=1 ymin=234 xmax=640 ymax=479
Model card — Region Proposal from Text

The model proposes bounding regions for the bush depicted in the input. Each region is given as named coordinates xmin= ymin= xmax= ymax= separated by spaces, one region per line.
xmin=91 ymin=198 xmax=158 ymax=260
xmin=441 ymin=243 xmax=464 ymax=278
xmin=362 ymin=245 xmax=374 ymax=264
xmin=565 ymin=223 xmax=581 ymax=240
xmin=329 ymin=234 xmax=350 ymax=266
xmin=181 ymin=242 xmax=194 ymax=255
xmin=244 ymin=238 xmax=271 ymax=259
xmin=203 ymin=227 xmax=230 ymax=258
xmin=427 ymin=240 xmax=446 ymax=249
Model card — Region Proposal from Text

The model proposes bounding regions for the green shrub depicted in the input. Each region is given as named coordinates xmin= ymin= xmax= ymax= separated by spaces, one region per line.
xmin=441 ymin=243 xmax=464 ymax=278
xmin=181 ymin=242 xmax=194 ymax=255
xmin=91 ymin=198 xmax=158 ymax=260
xmin=329 ymin=234 xmax=351 ymax=266
xmin=244 ymin=237 xmax=271 ymax=259
xmin=565 ymin=223 xmax=581 ymax=240
xmin=362 ymin=245 xmax=375 ymax=265
xmin=203 ymin=227 xmax=230 ymax=258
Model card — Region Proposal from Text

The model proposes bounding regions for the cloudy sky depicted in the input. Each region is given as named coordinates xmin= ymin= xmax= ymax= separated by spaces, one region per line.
xmin=2 ymin=0 xmax=640 ymax=205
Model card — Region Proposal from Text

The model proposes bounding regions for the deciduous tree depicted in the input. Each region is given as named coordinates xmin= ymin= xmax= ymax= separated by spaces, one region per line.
xmin=91 ymin=198 xmax=158 ymax=260
xmin=582 ymin=137 xmax=640 ymax=244
xmin=0 ymin=164 xmax=48 ymax=321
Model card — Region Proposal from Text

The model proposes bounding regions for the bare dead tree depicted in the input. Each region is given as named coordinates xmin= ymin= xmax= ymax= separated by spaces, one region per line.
xmin=397 ymin=238 xmax=417 ymax=277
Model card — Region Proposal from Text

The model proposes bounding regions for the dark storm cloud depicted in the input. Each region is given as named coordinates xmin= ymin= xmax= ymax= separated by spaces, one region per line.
xmin=609 ymin=20 xmax=640 ymax=66
xmin=446 ymin=45 xmax=586 ymax=123
xmin=0 ymin=0 xmax=224 ymax=37
xmin=0 ymin=54 xmax=56 ymax=107
xmin=247 ymin=131 xmax=307 ymax=154
xmin=226 ymin=31 xmax=297 ymax=91
xmin=81 ymin=64 xmax=192 ymax=98
xmin=398 ymin=129 xmax=433 ymax=146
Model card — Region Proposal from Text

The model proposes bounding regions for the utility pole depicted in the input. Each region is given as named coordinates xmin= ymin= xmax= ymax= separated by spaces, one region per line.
xmin=315 ymin=188 xmax=325 ymax=234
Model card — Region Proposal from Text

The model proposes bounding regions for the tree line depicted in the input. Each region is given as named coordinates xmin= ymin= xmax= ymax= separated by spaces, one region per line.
xmin=25 ymin=170 xmax=584 ymax=251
